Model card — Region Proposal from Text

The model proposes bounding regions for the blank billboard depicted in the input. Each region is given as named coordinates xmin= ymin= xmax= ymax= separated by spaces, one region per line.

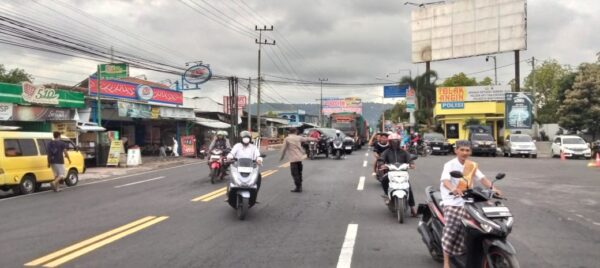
xmin=411 ymin=0 xmax=527 ymax=63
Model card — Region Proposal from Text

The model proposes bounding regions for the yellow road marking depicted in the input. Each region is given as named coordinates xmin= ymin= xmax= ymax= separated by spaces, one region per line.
xmin=201 ymin=191 xmax=228 ymax=202
xmin=262 ymin=170 xmax=278 ymax=178
xmin=43 ymin=216 xmax=168 ymax=268
xmin=25 ymin=216 xmax=164 ymax=267
xmin=279 ymin=162 xmax=290 ymax=168
xmin=190 ymin=187 xmax=227 ymax=202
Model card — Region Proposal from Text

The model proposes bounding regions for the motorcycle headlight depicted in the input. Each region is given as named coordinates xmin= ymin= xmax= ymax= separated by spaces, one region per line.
xmin=479 ymin=222 xmax=494 ymax=233
xmin=474 ymin=144 xmax=480 ymax=147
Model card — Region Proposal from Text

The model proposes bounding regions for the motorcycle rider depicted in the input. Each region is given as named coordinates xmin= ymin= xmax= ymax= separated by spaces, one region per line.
xmin=227 ymin=131 xmax=263 ymax=199
xmin=333 ymin=130 xmax=346 ymax=158
xmin=209 ymin=131 xmax=231 ymax=151
xmin=372 ymin=132 xmax=390 ymax=175
xmin=379 ymin=133 xmax=417 ymax=216
xmin=439 ymin=140 xmax=502 ymax=268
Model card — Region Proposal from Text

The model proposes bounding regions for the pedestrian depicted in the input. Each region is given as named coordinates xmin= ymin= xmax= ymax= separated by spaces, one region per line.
xmin=280 ymin=127 xmax=317 ymax=193
xmin=172 ymin=137 xmax=179 ymax=157
xmin=47 ymin=131 xmax=71 ymax=192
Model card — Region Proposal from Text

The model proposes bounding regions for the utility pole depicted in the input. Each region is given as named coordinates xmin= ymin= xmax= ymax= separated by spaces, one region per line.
xmin=319 ymin=78 xmax=328 ymax=127
xmin=255 ymin=25 xmax=275 ymax=138
xmin=246 ymin=77 xmax=252 ymax=132
xmin=486 ymin=55 xmax=498 ymax=85
xmin=95 ymin=65 xmax=102 ymax=167
xmin=530 ymin=56 xmax=538 ymax=138
xmin=514 ymin=50 xmax=520 ymax=92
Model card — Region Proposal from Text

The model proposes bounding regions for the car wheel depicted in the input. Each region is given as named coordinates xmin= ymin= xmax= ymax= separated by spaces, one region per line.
xmin=532 ymin=154 xmax=537 ymax=159
xmin=65 ymin=169 xmax=79 ymax=187
xmin=16 ymin=175 xmax=36 ymax=195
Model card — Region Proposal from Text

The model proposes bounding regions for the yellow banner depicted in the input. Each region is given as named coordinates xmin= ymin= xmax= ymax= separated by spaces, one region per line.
xmin=436 ymin=87 xmax=466 ymax=103
xmin=51 ymin=122 xmax=78 ymax=139
xmin=151 ymin=107 xmax=160 ymax=119
xmin=107 ymin=140 xmax=123 ymax=166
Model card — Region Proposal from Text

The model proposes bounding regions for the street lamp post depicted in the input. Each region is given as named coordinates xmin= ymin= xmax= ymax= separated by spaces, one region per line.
xmin=318 ymin=78 xmax=328 ymax=127
xmin=486 ymin=56 xmax=498 ymax=85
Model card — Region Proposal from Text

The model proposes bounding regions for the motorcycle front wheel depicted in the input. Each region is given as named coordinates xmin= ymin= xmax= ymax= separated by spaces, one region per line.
xmin=210 ymin=169 xmax=218 ymax=184
xmin=482 ymin=247 xmax=520 ymax=268
xmin=237 ymin=196 xmax=249 ymax=220
xmin=396 ymin=197 xmax=405 ymax=224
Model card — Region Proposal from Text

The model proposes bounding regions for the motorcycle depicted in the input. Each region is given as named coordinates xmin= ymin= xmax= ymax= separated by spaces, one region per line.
xmin=208 ymin=148 xmax=227 ymax=184
xmin=331 ymin=138 xmax=345 ymax=160
xmin=381 ymin=162 xmax=413 ymax=223
xmin=417 ymin=172 xmax=519 ymax=268
xmin=227 ymin=157 xmax=263 ymax=220
xmin=306 ymin=138 xmax=329 ymax=160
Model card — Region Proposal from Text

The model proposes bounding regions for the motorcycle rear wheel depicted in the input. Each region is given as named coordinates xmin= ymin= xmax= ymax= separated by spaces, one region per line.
xmin=210 ymin=169 xmax=218 ymax=184
xmin=396 ymin=197 xmax=405 ymax=224
xmin=483 ymin=247 xmax=520 ymax=268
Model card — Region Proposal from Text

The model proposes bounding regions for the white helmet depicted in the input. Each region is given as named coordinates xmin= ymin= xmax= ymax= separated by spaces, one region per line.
xmin=336 ymin=130 xmax=341 ymax=135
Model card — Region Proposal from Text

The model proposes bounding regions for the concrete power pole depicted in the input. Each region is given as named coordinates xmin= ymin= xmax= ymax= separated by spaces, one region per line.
xmin=247 ymin=78 xmax=252 ymax=132
xmin=530 ymin=57 xmax=538 ymax=138
xmin=255 ymin=25 xmax=275 ymax=138
xmin=319 ymin=78 xmax=328 ymax=127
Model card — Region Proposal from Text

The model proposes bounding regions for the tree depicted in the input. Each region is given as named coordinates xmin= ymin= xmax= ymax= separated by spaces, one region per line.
xmin=523 ymin=59 xmax=568 ymax=123
xmin=265 ymin=111 xmax=278 ymax=118
xmin=463 ymin=117 xmax=482 ymax=130
xmin=442 ymin=72 xmax=477 ymax=87
xmin=399 ymin=70 xmax=438 ymax=127
xmin=557 ymin=63 xmax=600 ymax=139
xmin=0 ymin=64 xmax=32 ymax=84
xmin=377 ymin=101 xmax=409 ymax=130
xmin=478 ymin=77 xmax=494 ymax=86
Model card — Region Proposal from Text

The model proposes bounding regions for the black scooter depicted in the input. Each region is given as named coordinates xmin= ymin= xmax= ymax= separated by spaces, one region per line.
xmin=417 ymin=172 xmax=519 ymax=268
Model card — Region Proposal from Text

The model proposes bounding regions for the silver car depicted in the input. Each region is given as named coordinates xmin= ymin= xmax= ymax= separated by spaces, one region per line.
xmin=503 ymin=134 xmax=537 ymax=158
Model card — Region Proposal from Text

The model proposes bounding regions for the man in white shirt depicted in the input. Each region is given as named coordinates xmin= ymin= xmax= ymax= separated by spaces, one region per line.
xmin=439 ymin=140 xmax=501 ymax=268
xmin=227 ymin=131 xmax=263 ymax=199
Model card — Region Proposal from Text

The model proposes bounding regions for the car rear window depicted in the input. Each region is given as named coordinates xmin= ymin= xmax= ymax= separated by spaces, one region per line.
xmin=563 ymin=138 xmax=585 ymax=144
xmin=472 ymin=134 xmax=494 ymax=141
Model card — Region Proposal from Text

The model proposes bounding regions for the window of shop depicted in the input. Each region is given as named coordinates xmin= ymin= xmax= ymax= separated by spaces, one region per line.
xmin=446 ymin=123 xmax=459 ymax=139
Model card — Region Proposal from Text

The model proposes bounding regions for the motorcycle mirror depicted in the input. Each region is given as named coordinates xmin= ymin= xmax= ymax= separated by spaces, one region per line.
xmin=495 ymin=173 xmax=505 ymax=180
xmin=450 ymin=171 xmax=464 ymax=178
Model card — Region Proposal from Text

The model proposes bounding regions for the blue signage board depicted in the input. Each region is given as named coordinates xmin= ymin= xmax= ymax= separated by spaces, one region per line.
xmin=441 ymin=102 xmax=464 ymax=109
xmin=383 ymin=84 xmax=409 ymax=98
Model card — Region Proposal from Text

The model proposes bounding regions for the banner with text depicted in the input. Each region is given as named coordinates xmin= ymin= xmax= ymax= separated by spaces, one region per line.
xmin=323 ymin=97 xmax=363 ymax=115
xmin=505 ymin=92 xmax=534 ymax=130
xmin=436 ymin=85 xmax=511 ymax=104
xmin=180 ymin=135 xmax=196 ymax=157
xmin=0 ymin=103 xmax=13 ymax=120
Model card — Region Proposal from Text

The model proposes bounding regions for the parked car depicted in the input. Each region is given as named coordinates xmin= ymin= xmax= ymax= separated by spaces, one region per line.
xmin=423 ymin=132 xmax=452 ymax=155
xmin=470 ymin=133 xmax=497 ymax=157
xmin=503 ymin=134 xmax=537 ymax=158
xmin=551 ymin=135 xmax=592 ymax=159
xmin=0 ymin=131 xmax=85 ymax=195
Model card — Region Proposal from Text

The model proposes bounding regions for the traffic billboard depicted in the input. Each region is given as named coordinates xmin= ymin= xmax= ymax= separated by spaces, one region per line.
xmin=323 ymin=97 xmax=362 ymax=115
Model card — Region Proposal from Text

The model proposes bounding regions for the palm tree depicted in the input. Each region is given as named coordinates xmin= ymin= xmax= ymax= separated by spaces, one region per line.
xmin=399 ymin=70 xmax=439 ymax=127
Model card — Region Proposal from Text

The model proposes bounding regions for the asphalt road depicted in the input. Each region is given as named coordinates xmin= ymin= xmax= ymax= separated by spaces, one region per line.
xmin=0 ymin=149 xmax=598 ymax=268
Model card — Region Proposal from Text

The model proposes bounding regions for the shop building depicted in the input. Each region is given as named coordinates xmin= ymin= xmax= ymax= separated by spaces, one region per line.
xmin=434 ymin=86 xmax=511 ymax=145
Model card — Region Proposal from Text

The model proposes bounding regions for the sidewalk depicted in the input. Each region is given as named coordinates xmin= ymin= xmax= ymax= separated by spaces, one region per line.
xmin=80 ymin=156 xmax=204 ymax=181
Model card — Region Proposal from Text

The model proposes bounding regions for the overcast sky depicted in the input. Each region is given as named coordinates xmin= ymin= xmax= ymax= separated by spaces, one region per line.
xmin=1 ymin=0 xmax=599 ymax=105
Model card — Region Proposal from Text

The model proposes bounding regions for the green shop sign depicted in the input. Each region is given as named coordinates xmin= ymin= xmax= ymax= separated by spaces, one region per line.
xmin=99 ymin=63 xmax=129 ymax=79
xmin=0 ymin=82 xmax=85 ymax=108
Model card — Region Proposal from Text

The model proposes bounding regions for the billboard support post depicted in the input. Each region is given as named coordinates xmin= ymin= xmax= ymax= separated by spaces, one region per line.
xmin=515 ymin=50 xmax=520 ymax=92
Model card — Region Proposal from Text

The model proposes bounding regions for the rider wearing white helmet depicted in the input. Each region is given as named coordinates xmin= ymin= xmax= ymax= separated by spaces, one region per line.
xmin=379 ymin=133 xmax=417 ymax=216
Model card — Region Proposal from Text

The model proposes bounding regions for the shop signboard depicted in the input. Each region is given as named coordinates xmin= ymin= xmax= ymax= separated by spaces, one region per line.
xmin=441 ymin=102 xmax=465 ymax=109
xmin=99 ymin=63 xmax=129 ymax=79
xmin=383 ymin=84 xmax=409 ymax=98
xmin=51 ymin=122 xmax=78 ymax=139
xmin=159 ymin=107 xmax=195 ymax=119
xmin=22 ymin=82 xmax=60 ymax=105
xmin=106 ymin=140 xmax=124 ymax=166
xmin=12 ymin=106 xmax=72 ymax=121
xmin=89 ymin=77 xmax=183 ymax=105
xmin=505 ymin=92 xmax=534 ymax=130
xmin=436 ymin=86 xmax=511 ymax=104
xmin=117 ymin=101 xmax=151 ymax=118
xmin=406 ymin=86 xmax=416 ymax=112
xmin=151 ymin=107 xmax=160 ymax=119
xmin=0 ymin=103 xmax=13 ymax=120
xmin=223 ymin=96 xmax=247 ymax=115
xmin=183 ymin=64 xmax=212 ymax=85
xmin=180 ymin=135 xmax=196 ymax=157
xmin=323 ymin=97 xmax=363 ymax=115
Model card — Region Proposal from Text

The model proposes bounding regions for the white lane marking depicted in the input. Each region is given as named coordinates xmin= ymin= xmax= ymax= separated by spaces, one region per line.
xmin=357 ymin=176 xmax=365 ymax=191
xmin=593 ymin=222 xmax=600 ymax=226
xmin=0 ymin=161 xmax=204 ymax=203
xmin=362 ymin=160 xmax=367 ymax=167
xmin=575 ymin=214 xmax=584 ymax=218
xmin=114 ymin=176 xmax=166 ymax=188
xmin=336 ymin=223 xmax=358 ymax=268
xmin=365 ymin=153 xmax=369 ymax=157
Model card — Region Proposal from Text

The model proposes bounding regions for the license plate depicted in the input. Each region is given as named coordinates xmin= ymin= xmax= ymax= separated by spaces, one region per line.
xmin=345 ymin=146 xmax=352 ymax=150
xmin=433 ymin=147 xmax=441 ymax=150
xmin=519 ymin=151 xmax=529 ymax=154
xmin=482 ymin=206 xmax=512 ymax=217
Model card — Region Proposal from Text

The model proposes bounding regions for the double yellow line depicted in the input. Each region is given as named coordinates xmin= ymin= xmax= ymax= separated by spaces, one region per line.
xmin=191 ymin=170 xmax=279 ymax=202
xmin=25 ymin=216 xmax=168 ymax=267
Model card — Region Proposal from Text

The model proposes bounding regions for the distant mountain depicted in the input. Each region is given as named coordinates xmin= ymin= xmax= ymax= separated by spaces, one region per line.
xmin=250 ymin=102 xmax=394 ymax=126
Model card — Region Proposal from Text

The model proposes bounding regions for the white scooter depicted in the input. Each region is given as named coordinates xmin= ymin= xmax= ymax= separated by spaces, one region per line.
xmin=226 ymin=157 xmax=263 ymax=220
xmin=383 ymin=163 xmax=412 ymax=223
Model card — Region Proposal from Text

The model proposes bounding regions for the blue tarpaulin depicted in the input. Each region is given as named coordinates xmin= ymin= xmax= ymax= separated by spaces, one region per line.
xmin=383 ymin=84 xmax=409 ymax=98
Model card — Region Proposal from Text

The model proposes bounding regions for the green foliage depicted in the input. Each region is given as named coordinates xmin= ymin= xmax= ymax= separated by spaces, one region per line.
xmin=558 ymin=63 xmax=600 ymax=139
xmin=377 ymin=101 xmax=409 ymax=130
xmin=478 ymin=77 xmax=494 ymax=86
xmin=0 ymin=64 xmax=32 ymax=84
xmin=399 ymin=70 xmax=438 ymax=127
xmin=442 ymin=72 xmax=477 ymax=87
xmin=265 ymin=111 xmax=278 ymax=118
xmin=463 ymin=117 xmax=481 ymax=130
xmin=523 ymin=59 xmax=569 ymax=123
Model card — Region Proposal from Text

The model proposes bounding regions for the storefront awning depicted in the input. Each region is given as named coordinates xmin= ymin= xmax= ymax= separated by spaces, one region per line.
xmin=77 ymin=122 xmax=106 ymax=132
xmin=0 ymin=126 xmax=21 ymax=131
xmin=264 ymin=118 xmax=289 ymax=125
xmin=195 ymin=118 xmax=230 ymax=129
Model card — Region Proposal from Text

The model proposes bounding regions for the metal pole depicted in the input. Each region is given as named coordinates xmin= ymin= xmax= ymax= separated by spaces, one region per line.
xmin=382 ymin=96 xmax=385 ymax=132
xmin=247 ymin=77 xmax=252 ymax=132
xmin=318 ymin=78 xmax=328 ymax=127
xmin=95 ymin=65 xmax=102 ymax=167
xmin=531 ymin=57 xmax=538 ymax=137
xmin=494 ymin=57 xmax=498 ymax=85
xmin=515 ymin=50 xmax=520 ymax=92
